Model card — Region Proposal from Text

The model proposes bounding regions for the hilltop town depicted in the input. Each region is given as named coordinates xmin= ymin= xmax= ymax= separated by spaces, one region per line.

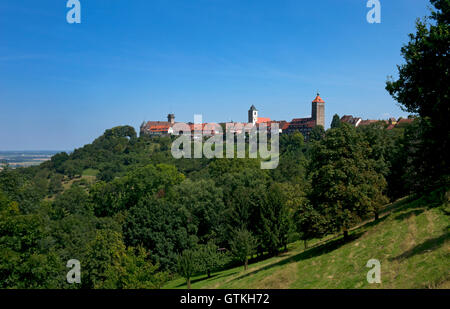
xmin=140 ymin=93 xmax=414 ymax=138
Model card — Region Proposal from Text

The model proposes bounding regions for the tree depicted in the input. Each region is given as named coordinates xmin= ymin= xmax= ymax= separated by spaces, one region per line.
xmin=99 ymin=246 xmax=168 ymax=289
xmin=278 ymin=182 xmax=309 ymax=244
xmin=172 ymin=179 xmax=226 ymax=243
xmin=330 ymin=114 xmax=341 ymax=129
xmin=357 ymin=123 xmax=392 ymax=178
xmin=295 ymin=202 xmax=328 ymax=249
xmin=219 ymin=168 xmax=269 ymax=247
xmin=83 ymin=229 xmax=128 ymax=288
xmin=274 ymin=132 xmax=308 ymax=183
xmin=0 ymin=198 xmax=63 ymax=288
xmin=386 ymin=0 xmax=450 ymax=193
xmin=49 ymin=152 xmax=70 ymax=173
xmin=229 ymin=228 xmax=257 ymax=270
xmin=309 ymin=124 xmax=388 ymax=240
xmin=124 ymin=197 xmax=196 ymax=271
xmin=91 ymin=163 xmax=184 ymax=217
xmin=48 ymin=174 xmax=64 ymax=196
xmin=53 ymin=186 xmax=92 ymax=217
xmin=309 ymin=125 xmax=325 ymax=142
xmin=177 ymin=249 xmax=197 ymax=289
xmin=258 ymin=184 xmax=291 ymax=255
xmin=196 ymin=242 xmax=228 ymax=278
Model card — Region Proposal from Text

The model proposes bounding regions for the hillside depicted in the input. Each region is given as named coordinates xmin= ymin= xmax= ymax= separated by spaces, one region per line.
xmin=165 ymin=194 xmax=449 ymax=289
xmin=1 ymin=122 xmax=447 ymax=289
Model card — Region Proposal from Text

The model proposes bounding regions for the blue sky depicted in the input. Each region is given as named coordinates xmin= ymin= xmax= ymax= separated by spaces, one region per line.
xmin=0 ymin=0 xmax=430 ymax=150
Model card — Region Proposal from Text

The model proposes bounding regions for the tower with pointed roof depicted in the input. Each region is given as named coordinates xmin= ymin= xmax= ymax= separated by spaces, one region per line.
xmin=311 ymin=93 xmax=325 ymax=128
xmin=248 ymin=105 xmax=258 ymax=125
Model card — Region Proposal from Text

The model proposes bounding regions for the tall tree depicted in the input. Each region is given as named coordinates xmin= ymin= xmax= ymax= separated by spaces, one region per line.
xmin=258 ymin=184 xmax=291 ymax=255
xmin=309 ymin=125 xmax=325 ymax=142
xmin=386 ymin=0 xmax=450 ymax=193
xmin=177 ymin=249 xmax=197 ymax=289
xmin=330 ymin=114 xmax=341 ymax=129
xmin=229 ymin=228 xmax=257 ymax=270
xmin=124 ymin=197 xmax=197 ymax=271
xmin=196 ymin=242 xmax=228 ymax=278
xmin=295 ymin=202 xmax=328 ymax=249
xmin=309 ymin=124 xmax=388 ymax=240
xmin=172 ymin=179 xmax=226 ymax=243
xmin=99 ymin=246 xmax=167 ymax=289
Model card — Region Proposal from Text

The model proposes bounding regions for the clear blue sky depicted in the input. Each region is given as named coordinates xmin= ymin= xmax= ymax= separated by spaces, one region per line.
xmin=0 ymin=0 xmax=430 ymax=150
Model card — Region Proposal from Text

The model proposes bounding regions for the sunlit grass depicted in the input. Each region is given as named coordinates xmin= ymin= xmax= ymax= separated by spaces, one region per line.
xmin=164 ymin=195 xmax=449 ymax=289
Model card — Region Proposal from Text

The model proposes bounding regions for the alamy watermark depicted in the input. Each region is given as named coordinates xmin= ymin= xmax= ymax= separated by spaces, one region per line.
xmin=170 ymin=115 xmax=279 ymax=170
xmin=66 ymin=259 xmax=81 ymax=284
xmin=66 ymin=0 xmax=81 ymax=24
xmin=366 ymin=259 xmax=381 ymax=284
xmin=366 ymin=0 xmax=381 ymax=24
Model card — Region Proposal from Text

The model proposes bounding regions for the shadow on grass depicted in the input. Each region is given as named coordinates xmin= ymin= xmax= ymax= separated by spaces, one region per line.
xmin=440 ymin=207 xmax=450 ymax=216
xmin=228 ymin=231 xmax=365 ymax=283
xmin=172 ymin=271 xmax=241 ymax=288
xmin=360 ymin=214 xmax=390 ymax=230
xmin=393 ymin=209 xmax=425 ymax=221
xmin=390 ymin=232 xmax=450 ymax=261
xmin=389 ymin=191 xmax=443 ymax=216
xmin=190 ymin=274 xmax=219 ymax=285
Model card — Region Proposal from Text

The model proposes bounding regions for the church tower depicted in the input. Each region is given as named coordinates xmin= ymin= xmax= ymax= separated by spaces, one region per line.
xmin=167 ymin=113 xmax=175 ymax=124
xmin=248 ymin=105 xmax=258 ymax=124
xmin=311 ymin=93 xmax=325 ymax=128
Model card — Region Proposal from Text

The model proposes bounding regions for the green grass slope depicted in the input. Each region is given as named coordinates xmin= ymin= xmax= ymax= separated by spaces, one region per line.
xmin=165 ymin=194 xmax=450 ymax=289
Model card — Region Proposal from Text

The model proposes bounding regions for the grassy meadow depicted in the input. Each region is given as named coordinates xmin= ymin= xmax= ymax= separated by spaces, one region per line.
xmin=165 ymin=195 xmax=450 ymax=289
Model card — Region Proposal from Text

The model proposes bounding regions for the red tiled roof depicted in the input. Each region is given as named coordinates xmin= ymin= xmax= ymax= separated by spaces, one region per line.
xmin=312 ymin=94 xmax=325 ymax=103
xmin=142 ymin=121 xmax=173 ymax=133
xmin=256 ymin=117 xmax=271 ymax=124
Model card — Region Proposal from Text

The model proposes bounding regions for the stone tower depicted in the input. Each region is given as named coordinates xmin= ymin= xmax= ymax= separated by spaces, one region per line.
xmin=311 ymin=93 xmax=325 ymax=128
xmin=248 ymin=105 xmax=258 ymax=124
xmin=167 ymin=114 xmax=175 ymax=124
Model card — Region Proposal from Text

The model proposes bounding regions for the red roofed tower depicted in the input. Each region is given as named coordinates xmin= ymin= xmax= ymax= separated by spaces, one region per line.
xmin=311 ymin=93 xmax=325 ymax=128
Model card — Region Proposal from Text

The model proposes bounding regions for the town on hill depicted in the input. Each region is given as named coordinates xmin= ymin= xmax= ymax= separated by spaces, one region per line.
xmin=140 ymin=93 xmax=415 ymax=139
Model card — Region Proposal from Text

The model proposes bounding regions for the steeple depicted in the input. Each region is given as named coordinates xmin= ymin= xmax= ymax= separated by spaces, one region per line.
xmin=248 ymin=105 xmax=258 ymax=124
